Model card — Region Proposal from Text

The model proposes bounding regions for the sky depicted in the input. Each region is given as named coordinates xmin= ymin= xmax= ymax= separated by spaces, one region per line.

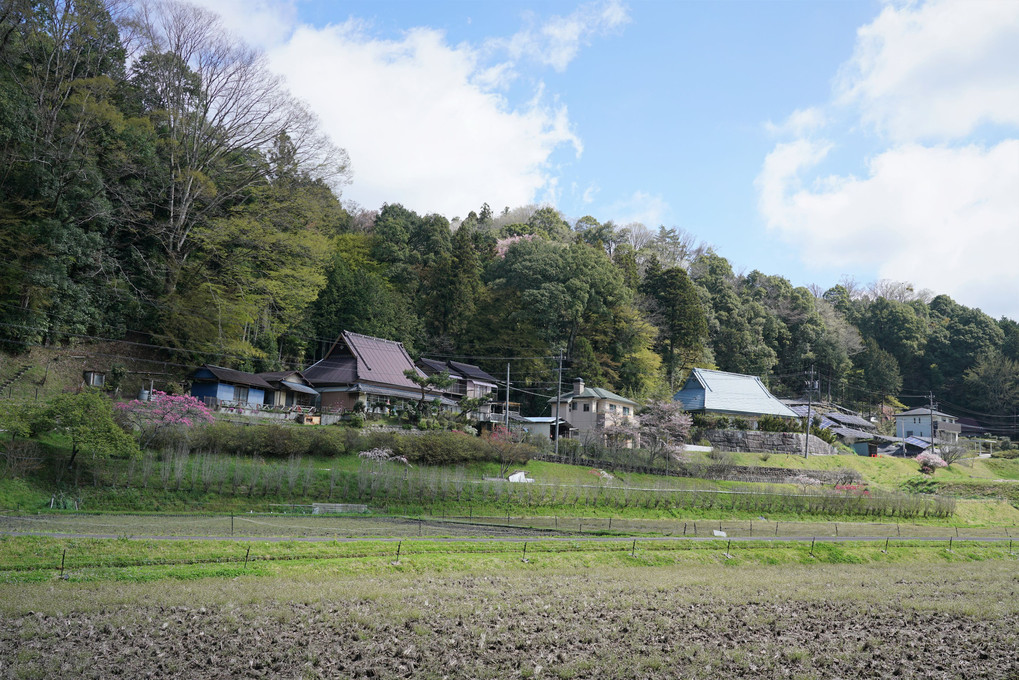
xmin=191 ymin=0 xmax=1019 ymax=319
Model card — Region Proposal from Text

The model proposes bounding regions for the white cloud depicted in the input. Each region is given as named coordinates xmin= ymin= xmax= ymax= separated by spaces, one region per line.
xmin=184 ymin=0 xmax=609 ymax=217
xmin=269 ymin=22 xmax=582 ymax=217
xmin=603 ymin=190 xmax=669 ymax=227
xmin=758 ymin=0 xmax=1019 ymax=318
xmin=764 ymin=107 xmax=826 ymax=137
xmin=758 ymin=140 xmax=1019 ymax=317
xmin=836 ymin=0 xmax=1019 ymax=141
xmin=494 ymin=0 xmax=631 ymax=72
xmin=185 ymin=0 xmax=297 ymax=49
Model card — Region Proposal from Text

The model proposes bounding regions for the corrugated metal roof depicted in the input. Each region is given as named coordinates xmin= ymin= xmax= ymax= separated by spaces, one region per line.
xmin=192 ymin=365 xmax=273 ymax=390
xmin=304 ymin=331 xmax=425 ymax=390
xmin=280 ymin=381 xmax=319 ymax=396
xmin=673 ymin=368 xmax=799 ymax=418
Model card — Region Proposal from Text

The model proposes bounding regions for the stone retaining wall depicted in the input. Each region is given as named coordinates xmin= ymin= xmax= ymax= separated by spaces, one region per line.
xmin=703 ymin=429 xmax=837 ymax=456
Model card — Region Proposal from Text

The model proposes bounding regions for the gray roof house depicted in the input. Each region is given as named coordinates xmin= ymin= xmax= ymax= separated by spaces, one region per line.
xmin=672 ymin=368 xmax=798 ymax=419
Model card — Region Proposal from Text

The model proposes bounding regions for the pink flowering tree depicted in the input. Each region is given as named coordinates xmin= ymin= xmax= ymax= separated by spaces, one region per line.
xmin=116 ymin=391 xmax=214 ymax=448
xmin=915 ymin=451 xmax=947 ymax=474
xmin=615 ymin=400 xmax=692 ymax=468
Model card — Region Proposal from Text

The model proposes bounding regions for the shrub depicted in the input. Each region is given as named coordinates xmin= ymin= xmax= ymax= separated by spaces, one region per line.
xmin=391 ymin=431 xmax=511 ymax=466
xmin=991 ymin=448 xmax=1019 ymax=459
xmin=916 ymin=451 xmax=947 ymax=474
xmin=757 ymin=415 xmax=793 ymax=433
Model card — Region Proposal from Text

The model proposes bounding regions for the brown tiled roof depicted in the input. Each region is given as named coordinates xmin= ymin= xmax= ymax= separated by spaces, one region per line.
xmin=305 ymin=331 xmax=424 ymax=389
xmin=193 ymin=365 xmax=273 ymax=390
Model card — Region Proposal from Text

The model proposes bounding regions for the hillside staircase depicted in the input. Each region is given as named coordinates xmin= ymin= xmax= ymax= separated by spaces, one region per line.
xmin=0 ymin=364 xmax=32 ymax=394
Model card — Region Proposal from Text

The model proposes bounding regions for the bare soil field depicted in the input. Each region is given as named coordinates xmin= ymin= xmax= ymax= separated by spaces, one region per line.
xmin=2 ymin=561 xmax=1017 ymax=679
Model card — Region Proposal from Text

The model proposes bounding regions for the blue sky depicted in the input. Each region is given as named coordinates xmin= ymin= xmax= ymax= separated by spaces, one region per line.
xmin=195 ymin=0 xmax=1019 ymax=318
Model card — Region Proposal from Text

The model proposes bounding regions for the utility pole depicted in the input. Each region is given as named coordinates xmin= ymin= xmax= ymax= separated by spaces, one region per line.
xmin=554 ymin=349 xmax=564 ymax=457
xmin=505 ymin=363 xmax=510 ymax=430
xmin=928 ymin=391 xmax=937 ymax=455
xmin=803 ymin=364 xmax=815 ymax=459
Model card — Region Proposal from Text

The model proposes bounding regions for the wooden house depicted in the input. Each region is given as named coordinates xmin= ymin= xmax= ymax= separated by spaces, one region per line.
xmin=303 ymin=331 xmax=456 ymax=413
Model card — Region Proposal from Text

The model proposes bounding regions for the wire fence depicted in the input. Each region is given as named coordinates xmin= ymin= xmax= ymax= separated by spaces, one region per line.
xmin=1 ymin=534 xmax=1016 ymax=579
xmin=1 ymin=511 xmax=1014 ymax=541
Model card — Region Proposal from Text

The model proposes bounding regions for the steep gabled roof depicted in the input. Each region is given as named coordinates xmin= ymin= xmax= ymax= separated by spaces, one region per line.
xmin=673 ymin=368 xmax=797 ymax=418
xmin=304 ymin=331 xmax=425 ymax=389
xmin=192 ymin=365 xmax=273 ymax=390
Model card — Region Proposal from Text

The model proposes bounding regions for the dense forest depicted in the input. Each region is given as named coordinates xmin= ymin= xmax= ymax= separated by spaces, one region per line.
xmin=3 ymin=1 xmax=1018 ymax=431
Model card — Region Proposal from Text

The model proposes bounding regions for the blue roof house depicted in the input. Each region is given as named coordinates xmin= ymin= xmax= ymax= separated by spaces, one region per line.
xmin=673 ymin=368 xmax=798 ymax=419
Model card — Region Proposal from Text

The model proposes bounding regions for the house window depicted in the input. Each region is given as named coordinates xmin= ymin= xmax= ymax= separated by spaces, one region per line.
xmin=571 ymin=402 xmax=577 ymax=411
xmin=234 ymin=386 xmax=249 ymax=403
xmin=906 ymin=430 xmax=913 ymax=437
xmin=609 ymin=404 xmax=617 ymax=412
xmin=583 ymin=403 xmax=590 ymax=412
xmin=623 ymin=407 xmax=630 ymax=415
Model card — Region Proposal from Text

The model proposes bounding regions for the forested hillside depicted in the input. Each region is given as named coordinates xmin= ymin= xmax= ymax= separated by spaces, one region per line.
xmin=2 ymin=1 xmax=1017 ymax=431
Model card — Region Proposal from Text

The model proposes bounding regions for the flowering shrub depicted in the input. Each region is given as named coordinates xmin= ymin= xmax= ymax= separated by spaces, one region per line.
xmin=791 ymin=474 xmax=822 ymax=491
xmin=915 ymin=451 xmax=947 ymax=474
xmin=358 ymin=447 xmax=410 ymax=466
xmin=116 ymin=391 xmax=214 ymax=447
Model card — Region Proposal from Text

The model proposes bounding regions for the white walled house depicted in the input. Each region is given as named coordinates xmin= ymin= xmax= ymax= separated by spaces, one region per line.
xmin=894 ymin=408 xmax=960 ymax=444
xmin=548 ymin=377 xmax=638 ymax=443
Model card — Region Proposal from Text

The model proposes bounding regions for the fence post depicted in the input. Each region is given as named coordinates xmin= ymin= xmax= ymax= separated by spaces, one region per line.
xmin=630 ymin=540 xmax=636 ymax=557
xmin=883 ymin=538 xmax=889 ymax=553
xmin=683 ymin=522 xmax=687 ymax=536
xmin=523 ymin=542 xmax=527 ymax=561
xmin=608 ymin=518 xmax=612 ymax=530
xmin=244 ymin=546 xmax=250 ymax=569
xmin=834 ymin=523 xmax=838 ymax=537
xmin=726 ymin=539 xmax=731 ymax=556
xmin=810 ymin=538 xmax=815 ymax=558
xmin=60 ymin=549 xmax=66 ymax=577
xmin=949 ymin=537 xmax=953 ymax=551
xmin=775 ymin=522 xmax=779 ymax=536
xmin=396 ymin=541 xmax=402 ymax=561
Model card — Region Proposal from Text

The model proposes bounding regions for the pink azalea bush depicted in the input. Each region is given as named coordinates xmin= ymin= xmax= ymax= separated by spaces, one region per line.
xmin=915 ymin=451 xmax=947 ymax=474
xmin=116 ymin=391 xmax=214 ymax=447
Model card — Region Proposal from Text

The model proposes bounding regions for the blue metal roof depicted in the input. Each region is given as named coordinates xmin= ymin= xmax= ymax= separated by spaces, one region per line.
xmin=673 ymin=368 xmax=799 ymax=418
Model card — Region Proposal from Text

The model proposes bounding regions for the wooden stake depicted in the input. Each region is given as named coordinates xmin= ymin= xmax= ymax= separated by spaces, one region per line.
xmin=244 ymin=546 xmax=250 ymax=568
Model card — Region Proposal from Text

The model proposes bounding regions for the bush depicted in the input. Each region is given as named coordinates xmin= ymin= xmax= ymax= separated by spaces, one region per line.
xmin=991 ymin=448 xmax=1019 ymax=459
xmin=391 ymin=431 xmax=519 ymax=466
xmin=758 ymin=415 xmax=794 ymax=433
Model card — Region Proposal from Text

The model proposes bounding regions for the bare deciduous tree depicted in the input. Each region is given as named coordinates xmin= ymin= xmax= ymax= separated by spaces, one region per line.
xmin=130 ymin=0 xmax=350 ymax=283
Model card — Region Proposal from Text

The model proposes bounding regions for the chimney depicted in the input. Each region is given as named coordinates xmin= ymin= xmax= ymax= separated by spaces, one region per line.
xmin=573 ymin=377 xmax=584 ymax=396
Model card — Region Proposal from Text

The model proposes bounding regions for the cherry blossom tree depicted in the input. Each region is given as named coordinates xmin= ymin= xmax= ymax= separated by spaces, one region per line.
xmin=116 ymin=391 xmax=214 ymax=448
